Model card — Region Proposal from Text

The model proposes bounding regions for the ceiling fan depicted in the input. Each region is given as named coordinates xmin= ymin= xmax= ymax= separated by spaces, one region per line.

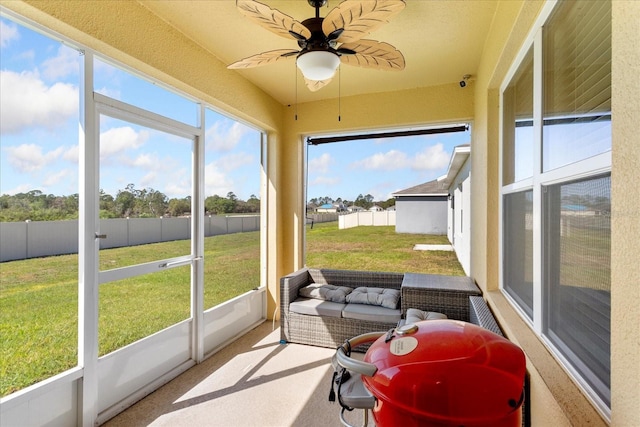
xmin=228 ymin=0 xmax=406 ymax=92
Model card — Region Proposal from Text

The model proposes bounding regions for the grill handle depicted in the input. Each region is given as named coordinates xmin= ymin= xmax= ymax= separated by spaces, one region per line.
xmin=334 ymin=331 xmax=385 ymax=377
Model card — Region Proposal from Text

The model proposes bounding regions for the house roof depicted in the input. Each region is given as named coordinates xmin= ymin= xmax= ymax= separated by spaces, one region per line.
xmin=438 ymin=144 xmax=471 ymax=187
xmin=392 ymin=179 xmax=448 ymax=197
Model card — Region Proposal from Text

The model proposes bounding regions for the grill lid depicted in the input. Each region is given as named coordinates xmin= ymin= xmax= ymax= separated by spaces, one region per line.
xmin=362 ymin=319 xmax=526 ymax=421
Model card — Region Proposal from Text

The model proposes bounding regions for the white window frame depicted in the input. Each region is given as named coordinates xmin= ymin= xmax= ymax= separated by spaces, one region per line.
xmin=499 ymin=0 xmax=612 ymax=420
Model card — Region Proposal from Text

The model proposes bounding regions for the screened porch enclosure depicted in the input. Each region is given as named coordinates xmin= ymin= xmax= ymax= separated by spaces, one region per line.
xmin=0 ymin=1 xmax=638 ymax=426
xmin=0 ymin=18 xmax=267 ymax=425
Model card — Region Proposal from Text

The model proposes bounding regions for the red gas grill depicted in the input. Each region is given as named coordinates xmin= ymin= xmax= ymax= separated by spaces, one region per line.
xmin=331 ymin=319 xmax=526 ymax=427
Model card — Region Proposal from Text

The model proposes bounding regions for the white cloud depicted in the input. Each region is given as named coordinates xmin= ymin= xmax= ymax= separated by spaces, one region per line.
xmin=99 ymin=127 xmax=149 ymax=157
xmin=139 ymin=171 xmax=157 ymax=188
xmin=2 ymin=183 xmax=32 ymax=196
xmin=309 ymin=153 xmax=332 ymax=174
xmin=130 ymin=153 xmax=157 ymax=168
xmin=350 ymin=149 xmax=409 ymax=171
xmin=43 ymin=168 xmax=72 ymax=187
xmin=349 ymin=143 xmax=450 ymax=172
xmin=0 ymin=20 xmax=19 ymax=48
xmin=41 ymin=45 xmax=79 ymax=80
xmin=200 ymin=152 xmax=257 ymax=199
xmin=153 ymin=165 xmax=192 ymax=197
xmin=95 ymin=86 xmax=121 ymax=99
xmin=411 ymin=143 xmax=450 ymax=170
xmin=0 ymin=70 xmax=78 ymax=134
xmin=63 ymin=145 xmax=78 ymax=163
xmin=204 ymin=162 xmax=234 ymax=197
xmin=5 ymin=143 xmax=64 ymax=173
xmin=205 ymin=120 xmax=250 ymax=152
xmin=165 ymin=181 xmax=192 ymax=198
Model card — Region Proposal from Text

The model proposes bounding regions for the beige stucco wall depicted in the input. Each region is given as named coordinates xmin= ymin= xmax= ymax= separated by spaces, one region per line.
xmin=610 ymin=2 xmax=640 ymax=425
xmin=2 ymin=0 xmax=638 ymax=425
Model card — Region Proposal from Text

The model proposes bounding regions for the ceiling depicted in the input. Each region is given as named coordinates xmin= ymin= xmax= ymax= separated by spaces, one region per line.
xmin=139 ymin=0 xmax=499 ymax=106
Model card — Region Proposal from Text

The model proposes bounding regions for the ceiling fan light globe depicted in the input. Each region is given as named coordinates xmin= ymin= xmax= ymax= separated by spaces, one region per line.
xmin=296 ymin=51 xmax=340 ymax=81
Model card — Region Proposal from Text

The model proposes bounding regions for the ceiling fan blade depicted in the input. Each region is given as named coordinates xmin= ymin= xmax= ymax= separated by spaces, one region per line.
xmin=305 ymin=77 xmax=333 ymax=92
xmin=339 ymin=39 xmax=405 ymax=70
xmin=336 ymin=47 xmax=357 ymax=55
xmin=237 ymin=0 xmax=311 ymax=41
xmin=289 ymin=30 xmax=307 ymax=42
xmin=228 ymin=49 xmax=298 ymax=69
xmin=322 ymin=0 xmax=406 ymax=44
xmin=326 ymin=28 xmax=344 ymax=42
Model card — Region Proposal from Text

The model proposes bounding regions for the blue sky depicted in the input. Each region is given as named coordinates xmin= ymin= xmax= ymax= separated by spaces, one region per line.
xmin=1 ymin=15 xmax=470 ymax=204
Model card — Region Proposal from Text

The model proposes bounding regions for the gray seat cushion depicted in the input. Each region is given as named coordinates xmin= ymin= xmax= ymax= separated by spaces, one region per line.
xmin=342 ymin=303 xmax=401 ymax=323
xmin=289 ymin=297 xmax=345 ymax=318
xmin=405 ymin=308 xmax=447 ymax=323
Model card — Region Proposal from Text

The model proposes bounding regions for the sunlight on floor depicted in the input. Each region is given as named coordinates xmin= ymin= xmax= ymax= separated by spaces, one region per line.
xmin=103 ymin=324 xmax=372 ymax=426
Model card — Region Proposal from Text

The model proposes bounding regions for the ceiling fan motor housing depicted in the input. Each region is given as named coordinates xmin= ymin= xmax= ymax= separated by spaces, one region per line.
xmin=300 ymin=17 xmax=335 ymax=51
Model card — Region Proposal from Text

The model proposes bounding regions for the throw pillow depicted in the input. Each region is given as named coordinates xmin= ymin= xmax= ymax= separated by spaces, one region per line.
xmin=298 ymin=283 xmax=353 ymax=303
xmin=346 ymin=287 xmax=400 ymax=309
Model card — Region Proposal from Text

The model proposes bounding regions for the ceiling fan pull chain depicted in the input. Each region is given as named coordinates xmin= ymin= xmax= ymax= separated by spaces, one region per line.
xmin=295 ymin=65 xmax=298 ymax=121
xmin=338 ymin=66 xmax=341 ymax=122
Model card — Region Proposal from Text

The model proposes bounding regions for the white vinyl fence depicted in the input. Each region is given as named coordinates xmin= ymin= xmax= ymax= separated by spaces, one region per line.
xmin=1 ymin=216 xmax=259 ymax=262
xmin=0 ymin=213 xmax=339 ymax=262
xmin=339 ymin=211 xmax=396 ymax=229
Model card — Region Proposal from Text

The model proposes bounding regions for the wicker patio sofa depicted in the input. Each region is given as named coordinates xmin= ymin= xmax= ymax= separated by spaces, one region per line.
xmin=280 ymin=268 xmax=492 ymax=349
xmin=280 ymin=268 xmax=405 ymax=349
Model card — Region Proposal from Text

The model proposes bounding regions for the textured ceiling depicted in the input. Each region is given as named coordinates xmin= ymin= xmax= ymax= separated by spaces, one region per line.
xmin=139 ymin=0 xmax=498 ymax=105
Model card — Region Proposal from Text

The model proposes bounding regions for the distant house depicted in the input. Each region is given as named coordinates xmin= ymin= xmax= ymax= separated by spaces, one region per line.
xmin=316 ymin=203 xmax=337 ymax=213
xmin=346 ymin=205 xmax=364 ymax=212
xmin=437 ymin=144 xmax=471 ymax=274
xmin=393 ymin=144 xmax=472 ymax=275
xmin=392 ymin=180 xmax=449 ymax=235
xmin=316 ymin=203 xmax=345 ymax=213
xmin=369 ymin=205 xmax=384 ymax=212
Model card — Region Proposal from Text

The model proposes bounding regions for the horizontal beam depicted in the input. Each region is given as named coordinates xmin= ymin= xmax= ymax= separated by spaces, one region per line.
xmin=307 ymin=124 xmax=469 ymax=145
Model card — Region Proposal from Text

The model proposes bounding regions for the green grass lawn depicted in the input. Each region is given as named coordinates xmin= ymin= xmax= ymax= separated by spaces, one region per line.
xmin=307 ymin=223 xmax=464 ymax=274
xmin=0 ymin=222 xmax=462 ymax=396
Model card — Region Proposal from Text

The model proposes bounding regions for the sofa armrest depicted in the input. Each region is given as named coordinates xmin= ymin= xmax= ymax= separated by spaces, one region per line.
xmin=280 ymin=268 xmax=312 ymax=316
xmin=401 ymin=273 xmax=481 ymax=320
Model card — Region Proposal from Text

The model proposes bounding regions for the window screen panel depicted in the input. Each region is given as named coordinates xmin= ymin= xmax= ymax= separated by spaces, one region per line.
xmin=503 ymin=190 xmax=534 ymax=319
xmin=543 ymin=0 xmax=611 ymax=171
xmin=544 ymin=174 xmax=611 ymax=406
xmin=503 ymin=47 xmax=534 ymax=185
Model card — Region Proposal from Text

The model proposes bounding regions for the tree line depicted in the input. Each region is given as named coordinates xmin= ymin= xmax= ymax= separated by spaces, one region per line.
xmin=308 ymin=194 xmax=395 ymax=211
xmin=0 ymin=184 xmax=260 ymax=222
xmin=1 ymin=187 xmax=399 ymax=222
